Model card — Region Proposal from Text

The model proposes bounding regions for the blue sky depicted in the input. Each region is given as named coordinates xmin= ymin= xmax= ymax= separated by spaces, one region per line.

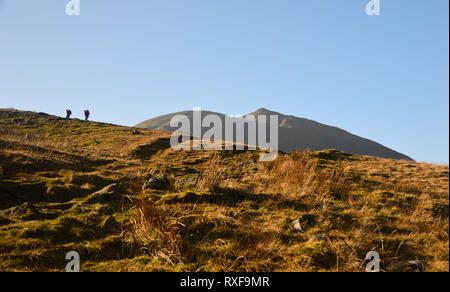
xmin=0 ymin=0 xmax=448 ymax=163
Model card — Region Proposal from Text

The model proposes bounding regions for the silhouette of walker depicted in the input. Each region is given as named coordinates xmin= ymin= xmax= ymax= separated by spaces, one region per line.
xmin=66 ymin=109 xmax=72 ymax=119
xmin=84 ymin=110 xmax=90 ymax=121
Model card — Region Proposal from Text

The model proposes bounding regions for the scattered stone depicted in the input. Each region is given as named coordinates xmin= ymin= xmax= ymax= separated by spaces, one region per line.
xmin=292 ymin=214 xmax=317 ymax=233
xmin=96 ymin=183 xmax=120 ymax=194
xmin=292 ymin=219 xmax=306 ymax=232
xmin=102 ymin=216 xmax=122 ymax=233
xmin=132 ymin=130 xmax=141 ymax=135
xmin=0 ymin=202 xmax=39 ymax=218
xmin=142 ymin=174 xmax=170 ymax=190
xmin=85 ymin=183 xmax=122 ymax=204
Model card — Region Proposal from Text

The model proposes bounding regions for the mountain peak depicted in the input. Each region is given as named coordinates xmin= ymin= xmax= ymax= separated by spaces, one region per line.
xmin=135 ymin=108 xmax=414 ymax=161
xmin=250 ymin=108 xmax=281 ymax=116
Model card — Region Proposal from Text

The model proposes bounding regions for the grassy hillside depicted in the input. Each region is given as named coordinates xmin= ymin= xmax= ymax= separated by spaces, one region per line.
xmin=0 ymin=109 xmax=448 ymax=272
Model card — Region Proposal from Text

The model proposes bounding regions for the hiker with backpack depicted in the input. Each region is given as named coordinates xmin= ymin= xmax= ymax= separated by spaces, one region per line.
xmin=84 ymin=110 xmax=90 ymax=121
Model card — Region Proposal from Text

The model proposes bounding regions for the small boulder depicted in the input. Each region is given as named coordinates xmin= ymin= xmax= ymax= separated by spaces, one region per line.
xmin=292 ymin=214 xmax=317 ymax=233
xmin=85 ymin=184 xmax=122 ymax=204
xmin=142 ymin=174 xmax=170 ymax=190
xmin=0 ymin=202 xmax=39 ymax=218
xmin=292 ymin=219 xmax=306 ymax=232
xmin=96 ymin=183 xmax=120 ymax=194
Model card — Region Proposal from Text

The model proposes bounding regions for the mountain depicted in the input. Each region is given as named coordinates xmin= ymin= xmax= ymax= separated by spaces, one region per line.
xmin=135 ymin=108 xmax=414 ymax=161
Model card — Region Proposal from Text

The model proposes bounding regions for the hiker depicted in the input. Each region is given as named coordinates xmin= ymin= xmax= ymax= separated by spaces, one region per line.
xmin=66 ymin=109 xmax=72 ymax=119
xmin=84 ymin=110 xmax=90 ymax=121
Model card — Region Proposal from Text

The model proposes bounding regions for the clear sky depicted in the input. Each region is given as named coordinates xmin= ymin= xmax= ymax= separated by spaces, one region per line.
xmin=0 ymin=0 xmax=448 ymax=164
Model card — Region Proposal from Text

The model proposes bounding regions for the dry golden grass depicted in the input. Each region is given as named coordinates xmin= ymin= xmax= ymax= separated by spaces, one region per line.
xmin=128 ymin=197 xmax=187 ymax=263
xmin=196 ymin=152 xmax=225 ymax=192
xmin=0 ymin=109 xmax=448 ymax=272
xmin=250 ymin=151 xmax=352 ymax=202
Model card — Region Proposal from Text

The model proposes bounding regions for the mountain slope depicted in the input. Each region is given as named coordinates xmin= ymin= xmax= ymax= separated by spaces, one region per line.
xmin=0 ymin=109 xmax=448 ymax=272
xmin=136 ymin=108 xmax=414 ymax=161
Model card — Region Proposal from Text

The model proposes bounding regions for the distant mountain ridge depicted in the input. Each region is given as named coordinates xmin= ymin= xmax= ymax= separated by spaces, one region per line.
xmin=135 ymin=108 xmax=414 ymax=161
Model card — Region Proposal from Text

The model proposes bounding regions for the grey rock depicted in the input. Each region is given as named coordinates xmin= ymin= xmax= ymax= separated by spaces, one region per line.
xmin=85 ymin=184 xmax=121 ymax=204
xmin=292 ymin=214 xmax=317 ymax=233
xmin=143 ymin=174 xmax=170 ymax=190
xmin=0 ymin=202 xmax=39 ymax=218
xmin=292 ymin=219 xmax=306 ymax=232
xmin=94 ymin=183 xmax=120 ymax=195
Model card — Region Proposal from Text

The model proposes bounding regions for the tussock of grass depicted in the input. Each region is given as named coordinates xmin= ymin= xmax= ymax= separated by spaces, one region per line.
xmin=196 ymin=152 xmax=225 ymax=192
xmin=128 ymin=197 xmax=189 ymax=264
xmin=254 ymin=151 xmax=352 ymax=202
